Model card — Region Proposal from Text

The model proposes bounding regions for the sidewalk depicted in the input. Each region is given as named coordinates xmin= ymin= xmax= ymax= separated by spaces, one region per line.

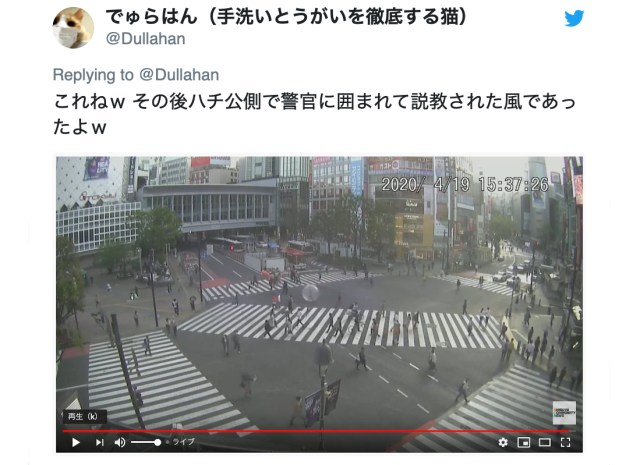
xmin=63 ymin=255 xmax=212 ymax=347
xmin=504 ymin=308 xmax=582 ymax=376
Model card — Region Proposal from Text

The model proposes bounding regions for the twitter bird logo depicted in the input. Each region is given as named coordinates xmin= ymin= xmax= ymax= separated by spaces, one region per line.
xmin=565 ymin=10 xmax=584 ymax=27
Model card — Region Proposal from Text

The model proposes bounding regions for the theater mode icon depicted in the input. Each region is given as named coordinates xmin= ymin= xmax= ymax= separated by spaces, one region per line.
xmin=517 ymin=437 xmax=531 ymax=448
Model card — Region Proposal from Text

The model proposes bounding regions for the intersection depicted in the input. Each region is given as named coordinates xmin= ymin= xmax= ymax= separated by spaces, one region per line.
xmin=56 ymin=248 xmax=581 ymax=452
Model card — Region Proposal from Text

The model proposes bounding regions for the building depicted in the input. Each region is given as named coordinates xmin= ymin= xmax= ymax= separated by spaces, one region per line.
xmin=189 ymin=157 xmax=238 ymax=185
xmin=140 ymin=183 xmax=277 ymax=237
xmin=310 ymin=156 xmax=354 ymax=213
xmin=56 ymin=157 xmax=141 ymax=253
xmin=237 ymin=157 xmax=279 ymax=181
xmin=158 ymin=157 xmax=190 ymax=185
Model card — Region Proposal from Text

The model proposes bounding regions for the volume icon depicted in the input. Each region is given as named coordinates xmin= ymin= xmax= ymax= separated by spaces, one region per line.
xmin=114 ymin=437 xmax=126 ymax=448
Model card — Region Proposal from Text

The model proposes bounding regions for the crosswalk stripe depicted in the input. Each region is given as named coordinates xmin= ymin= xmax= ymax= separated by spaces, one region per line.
xmin=213 ymin=304 xmax=266 ymax=335
xmin=177 ymin=305 xmax=508 ymax=350
xmin=398 ymin=363 xmax=582 ymax=452
xmin=87 ymin=332 xmax=257 ymax=436
xmin=436 ymin=312 xmax=457 ymax=349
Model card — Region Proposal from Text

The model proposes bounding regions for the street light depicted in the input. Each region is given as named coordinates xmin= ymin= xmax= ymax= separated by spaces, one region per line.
xmin=149 ymin=248 xmax=159 ymax=327
xmin=313 ymin=339 xmax=334 ymax=451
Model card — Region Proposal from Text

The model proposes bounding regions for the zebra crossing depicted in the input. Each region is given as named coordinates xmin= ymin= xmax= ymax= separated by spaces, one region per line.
xmin=202 ymin=270 xmax=382 ymax=301
xmin=179 ymin=302 xmax=506 ymax=349
xmin=397 ymin=364 xmax=583 ymax=452
xmin=432 ymin=274 xmax=515 ymax=296
xmin=88 ymin=331 xmax=258 ymax=435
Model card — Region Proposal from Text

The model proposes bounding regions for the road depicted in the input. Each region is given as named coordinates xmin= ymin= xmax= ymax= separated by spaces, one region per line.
xmin=57 ymin=250 xmax=579 ymax=452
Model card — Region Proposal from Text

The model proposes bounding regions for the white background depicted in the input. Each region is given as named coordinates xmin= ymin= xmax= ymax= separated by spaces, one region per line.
xmin=2 ymin=1 xmax=639 ymax=464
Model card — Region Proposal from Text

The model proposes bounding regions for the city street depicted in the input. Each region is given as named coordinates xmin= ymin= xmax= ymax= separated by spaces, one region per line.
xmin=57 ymin=251 xmax=580 ymax=452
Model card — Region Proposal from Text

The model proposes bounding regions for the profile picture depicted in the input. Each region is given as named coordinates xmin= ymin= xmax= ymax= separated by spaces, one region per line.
xmin=52 ymin=7 xmax=94 ymax=49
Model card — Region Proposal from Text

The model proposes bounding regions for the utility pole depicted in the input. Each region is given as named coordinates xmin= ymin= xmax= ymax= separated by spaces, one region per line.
xmin=198 ymin=237 xmax=203 ymax=303
xmin=149 ymin=248 xmax=159 ymax=327
xmin=110 ymin=314 xmax=146 ymax=429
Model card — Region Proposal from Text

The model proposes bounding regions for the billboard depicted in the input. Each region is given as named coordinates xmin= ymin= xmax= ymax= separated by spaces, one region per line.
xmin=350 ymin=159 xmax=363 ymax=195
xmin=126 ymin=157 xmax=136 ymax=194
xmin=423 ymin=186 xmax=434 ymax=215
xmin=83 ymin=157 xmax=110 ymax=181
xmin=529 ymin=159 xmax=547 ymax=210
xmin=191 ymin=157 xmax=210 ymax=168
xmin=211 ymin=156 xmax=231 ymax=167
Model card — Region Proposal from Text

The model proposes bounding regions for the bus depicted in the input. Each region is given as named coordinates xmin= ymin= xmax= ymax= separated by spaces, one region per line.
xmin=211 ymin=237 xmax=245 ymax=253
xmin=229 ymin=235 xmax=256 ymax=247
xmin=287 ymin=241 xmax=315 ymax=254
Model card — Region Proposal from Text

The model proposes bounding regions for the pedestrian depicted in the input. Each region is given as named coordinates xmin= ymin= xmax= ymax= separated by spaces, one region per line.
xmin=241 ymin=373 xmax=257 ymax=398
xmin=90 ymin=276 xmax=94 ymax=286
xmin=171 ymin=318 xmax=177 ymax=338
xmin=165 ymin=318 xmax=171 ymax=336
xmin=167 ymin=282 xmax=172 ymax=293
xmin=467 ymin=318 xmax=473 ymax=337
xmin=128 ymin=348 xmax=141 ymax=377
xmin=95 ymin=295 xmax=100 ymax=309
xmin=381 ymin=302 xmax=386 ymax=318
xmin=172 ymin=298 xmax=179 ymax=315
xmin=499 ymin=322 xmax=508 ymax=340
xmin=534 ymin=336 xmax=541 ymax=354
xmin=428 ymin=347 xmax=437 ymax=370
xmin=272 ymin=294 xmax=277 ymax=311
xmin=549 ymin=366 xmax=558 ymax=387
xmin=462 ymin=299 xmax=468 ymax=316
xmin=133 ymin=385 xmax=143 ymax=407
xmin=319 ymin=271 xmax=322 ymax=281
xmin=557 ymin=366 xmax=567 ymax=388
xmin=506 ymin=338 xmax=515 ymax=363
xmin=413 ymin=312 xmax=419 ymax=329
xmin=334 ymin=315 xmax=343 ymax=337
xmin=232 ymin=332 xmax=241 ymax=353
xmin=500 ymin=340 xmax=508 ymax=362
xmin=285 ymin=317 xmax=293 ymax=336
xmin=540 ymin=337 xmax=548 ymax=357
xmin=288 ymin=298 xmax=294 ymax=313
xmin=550 ymin=312 xmax=555 ymax=327
xmin=134 ymin=310 xmax=139 ymax=327
xmin=106 ymin=283 xmax=112 ymax=292
xmin=235 ymin=292 xmax=239 ymax=306
xmin=337 ymin=292 xmax=342 ymax=308
xmin=575 ymin=369 xmax=582 ymax=391
xmin=532 ymin=346 xmax=539 ymax=365
xmin=327 ymin=311 xmax=334 ymax=331
xmin=355 ymin=347 xmax=370 ymax=371
xmin=392 ymin=323 xmax=401 ymax=345
xmin=143 ymin=335 xmax=151 ymax=356
xmin=525 ymin=341 xmax=534 ymax=361
xmin=569 ymin=368 xmax=580 ymax=391
xmin=295 ymin=308 xmax=305 ymax=328
xmin=508 ymin=306 xmax=512 ymax=319
xmin=479 ymin=308 xmax=484 ymax=327
xmin=289 ymin=396 xmax=305 ymax=426
xmin=484 ymin=308 xmax=490 ymax=328
xmin=548 ymin=305 xmax=552 ymax=315
xmin=264 ymin=319 xmax=273 ymax=338
xmin=547 ymin=345 xmax=555 ymax=370
xmin=455 ymin=378 xmax=470 ymax=404
xmin=222 ymin=334 xmax=229 ymax=356
xmin=190 ymin=296 xmax=196 ymax=311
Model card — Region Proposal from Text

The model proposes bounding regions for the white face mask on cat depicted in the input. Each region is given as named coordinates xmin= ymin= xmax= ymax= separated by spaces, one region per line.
xmin=53 ymin=26 xmax=78 ymax=48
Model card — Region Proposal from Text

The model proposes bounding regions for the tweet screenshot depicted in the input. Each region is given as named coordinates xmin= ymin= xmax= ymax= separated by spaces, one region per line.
xmin=34 ymin=0 xmax=631 ymax=464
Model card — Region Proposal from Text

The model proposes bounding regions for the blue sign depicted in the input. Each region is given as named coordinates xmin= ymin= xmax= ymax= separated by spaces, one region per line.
xmin=350 ymin=160 xmax=363 ymax=195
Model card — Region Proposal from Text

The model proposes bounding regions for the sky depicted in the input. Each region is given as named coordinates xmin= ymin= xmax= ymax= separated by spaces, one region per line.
xmin=472 ymin=156 xmax=565 ymax=180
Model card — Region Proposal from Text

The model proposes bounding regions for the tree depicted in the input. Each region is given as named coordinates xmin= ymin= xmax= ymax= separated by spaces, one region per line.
xmin=98 ymin=238 xmax=130 ymax=274
xmin=338 ymin=192 xmax=365 ymax=259
xmin=56 ymin=236 xmax=85 ymax=330
xmin=365 ymin=201 xmax=395 ymax=263
xmin=310 ymin=210 xmax=340 ymax=254
xmin=131 ymin=208 xmax=182 ymax=260
xmin=488 ymin=214 xmax=515 ymax=255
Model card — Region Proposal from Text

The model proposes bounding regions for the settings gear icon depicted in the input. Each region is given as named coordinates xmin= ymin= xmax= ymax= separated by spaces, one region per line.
xmin=498 ymin=437 xmax=508 ymax=448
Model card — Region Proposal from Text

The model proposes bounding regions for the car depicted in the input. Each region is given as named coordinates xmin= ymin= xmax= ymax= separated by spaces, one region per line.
xmin=516 ymin=265 xmax=526 ymax=273
xmin=293 ymin=263 xmax=307 ymax=270
xmin=257 ymin=241 xmax=268 ymax=248
xmin=506 ymin=276 xmax=521 ymax=289
xmin=497 ymin=256 xmax=505 ymax=262
xmin=492 ymin=271 xmax=509 ymax=282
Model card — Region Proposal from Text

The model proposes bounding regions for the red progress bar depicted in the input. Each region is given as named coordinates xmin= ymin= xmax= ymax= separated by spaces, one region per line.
xmin=64 ymin=429 xmax=570 ymax=434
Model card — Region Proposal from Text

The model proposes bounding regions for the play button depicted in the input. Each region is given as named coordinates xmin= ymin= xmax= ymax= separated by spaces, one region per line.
xmin=72 ymin=438 xmax=80 ymax=448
